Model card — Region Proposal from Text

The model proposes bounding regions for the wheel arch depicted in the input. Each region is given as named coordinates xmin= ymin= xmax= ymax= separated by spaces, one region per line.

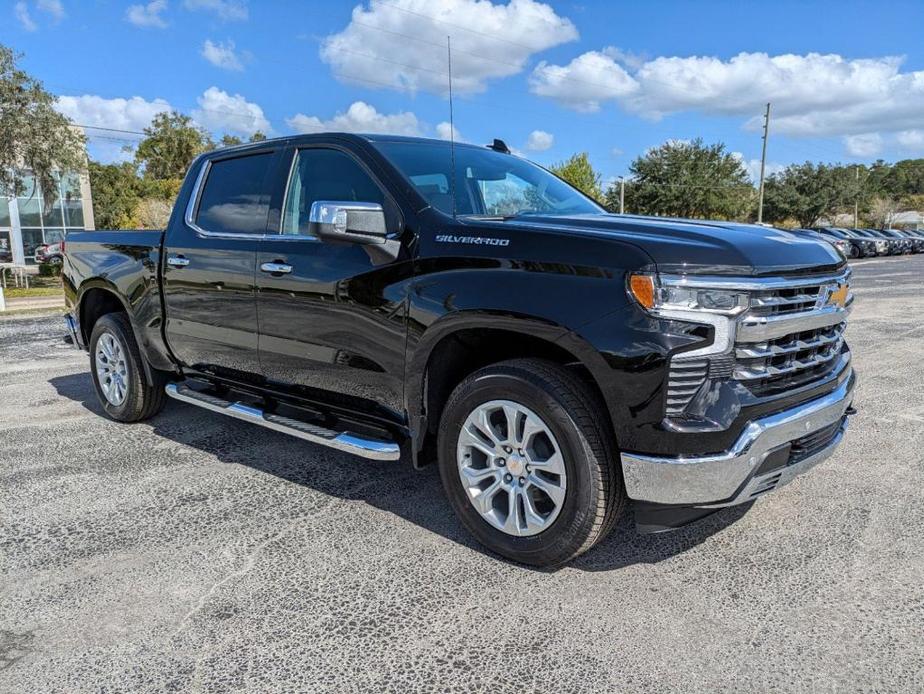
xmin=77 ymin=282 xmax=160 ymax=386
xmin=407 ymin=311 xmax=615 ymax=468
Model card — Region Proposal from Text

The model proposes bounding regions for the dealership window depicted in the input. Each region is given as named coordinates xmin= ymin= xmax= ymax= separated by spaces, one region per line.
xmin=0 ymin=199 xmax=11 ymax=262
xmin=11 ymin=171 xmax=89 ymax=263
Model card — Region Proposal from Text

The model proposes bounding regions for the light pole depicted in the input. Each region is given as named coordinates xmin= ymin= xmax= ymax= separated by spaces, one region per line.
xmin=757 ymin=102 xmax=771 ymax=224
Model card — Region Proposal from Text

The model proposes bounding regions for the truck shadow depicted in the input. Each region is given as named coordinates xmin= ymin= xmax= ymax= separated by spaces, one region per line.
xmin=50 ymin=372 xmax=751 ymax=574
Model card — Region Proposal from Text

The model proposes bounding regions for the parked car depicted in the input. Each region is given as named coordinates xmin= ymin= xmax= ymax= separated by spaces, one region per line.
xmin=893 ymin=229 xmax=924 ymax=253
xmin=861 ymin=229 xmax=901 ymax=255
xmin=813 ymin=228 xmax=870 ymax=258
xmin=851 ymin=229 xmax=889 ymax=256
xmin=805 ymin=228 xmax=853 ymax=258
xmin=879 ymin=229 xmax=913 ymax=254
xmin=35 ymin=242 xmax=64 ymax=265
xmin=61 ymin=134 xmax=857 ymax=567
xmin=835 ymin=228 xmax=879 ymax=258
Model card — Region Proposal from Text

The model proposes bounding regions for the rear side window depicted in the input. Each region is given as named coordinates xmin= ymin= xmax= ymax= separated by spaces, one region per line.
xmin=195 ymin=153 xmax=274 ymax=234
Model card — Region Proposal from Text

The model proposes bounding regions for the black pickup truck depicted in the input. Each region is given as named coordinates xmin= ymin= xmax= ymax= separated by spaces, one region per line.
xmin=63 ymin=134 xmax=856 ymax=566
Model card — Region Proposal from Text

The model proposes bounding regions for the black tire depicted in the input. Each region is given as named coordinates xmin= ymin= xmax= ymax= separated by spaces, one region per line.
xmin=89 ymin=313 xmax=168 ymax=422
xmin=437 ymin=359 xmax=625 ymax=567
xmin=849 ymin=244 xmax=860 ymax=259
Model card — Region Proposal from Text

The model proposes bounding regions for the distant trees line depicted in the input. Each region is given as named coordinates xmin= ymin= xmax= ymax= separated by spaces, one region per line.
xmin=550 ymin=140 xmax=924 ymax=229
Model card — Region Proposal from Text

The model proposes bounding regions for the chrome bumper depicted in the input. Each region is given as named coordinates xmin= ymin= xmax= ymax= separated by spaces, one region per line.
xmin=621 ymin=373 xmax=855 ymax=506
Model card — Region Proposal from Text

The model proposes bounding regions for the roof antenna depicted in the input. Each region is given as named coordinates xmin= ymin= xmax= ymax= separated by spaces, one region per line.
xmin=447 ymin=34 xmax=457 ymax=220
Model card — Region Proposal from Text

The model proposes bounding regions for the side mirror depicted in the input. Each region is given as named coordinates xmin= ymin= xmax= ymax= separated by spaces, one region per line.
xmin=308 ymin=201 xmax=388 ymax=245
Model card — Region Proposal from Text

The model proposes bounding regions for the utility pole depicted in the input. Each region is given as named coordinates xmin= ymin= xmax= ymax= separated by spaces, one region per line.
xmin=757 ymin=102 xmax=771 ymax=224
xmin=619 ymin=177 xmax=625 ymax=214
xmin=854 ymin=166 xmax=859 ymax=229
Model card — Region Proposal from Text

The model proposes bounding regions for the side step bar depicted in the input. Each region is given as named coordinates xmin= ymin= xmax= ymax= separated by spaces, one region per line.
xmin=165 ymin=383 xmax=401 ymax=461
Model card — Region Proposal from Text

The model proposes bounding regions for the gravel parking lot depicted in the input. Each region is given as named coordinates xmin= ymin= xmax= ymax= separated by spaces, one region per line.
xmin=2 ymin=255 xmax=923 ymax=693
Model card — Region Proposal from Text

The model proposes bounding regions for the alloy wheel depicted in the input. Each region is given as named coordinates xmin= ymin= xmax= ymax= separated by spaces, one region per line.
xmin=95 ymin=332 xmax=128 ymax=406
xmin=456 ymin=399 xmax=567 ymax=537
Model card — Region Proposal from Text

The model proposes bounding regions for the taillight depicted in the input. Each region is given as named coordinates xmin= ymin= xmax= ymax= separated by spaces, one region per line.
xmin=61 ymin=240 xmax=66 ymax=255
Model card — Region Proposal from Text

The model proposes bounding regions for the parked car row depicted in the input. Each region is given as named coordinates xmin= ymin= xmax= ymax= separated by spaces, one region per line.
xmin=35 ymin=242 xmax=65 ymax=265
xmin=797 ymin=227 xmax=924 ymax=258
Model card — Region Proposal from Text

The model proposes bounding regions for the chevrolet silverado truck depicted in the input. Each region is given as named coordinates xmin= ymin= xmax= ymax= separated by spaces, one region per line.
xmin=63 ymin=134 xmax=856 ymax=566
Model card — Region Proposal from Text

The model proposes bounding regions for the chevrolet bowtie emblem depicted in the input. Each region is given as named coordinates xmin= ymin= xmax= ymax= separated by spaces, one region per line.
xmin=827 ymin=282 xmax=849 ymax=308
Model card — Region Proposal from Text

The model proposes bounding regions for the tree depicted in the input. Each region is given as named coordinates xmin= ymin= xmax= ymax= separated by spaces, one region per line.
xmin=87 ymin=161 xmax=143 ymax=229
xmin=611 ymin=138 xmax=753 ymax=219
xmin=762 ymin=162 xmax=849 ymax=228
xmin=549 ymin=152 xmax=603 ymax=201
xmin=0 ymin=45 xmax=86 ymax=206
xmin=219 ymin=134 xmax=243 ymax=147
xmin=134 ymin=111 xmax=212 ymax=180
xmin=133 ymin=198 xmax=173 ymax=229
xmin=865 ymin=197 xmax=902 ymax=229
xmin=249 ymin=131 xmax=267 ymax=142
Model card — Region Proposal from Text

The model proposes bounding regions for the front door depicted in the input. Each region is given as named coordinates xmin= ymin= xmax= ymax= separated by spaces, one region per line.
xmin=255 ymin=146 xmax=410 ymax=420
xmin=162 ymin=149 xmax=279 ymax=378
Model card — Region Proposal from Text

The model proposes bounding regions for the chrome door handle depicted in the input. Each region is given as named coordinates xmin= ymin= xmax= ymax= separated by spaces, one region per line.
xmin=260 ymin=262 xmax=293 ymax=274
xmin=167 ymin=256 xmax=190 ymax=268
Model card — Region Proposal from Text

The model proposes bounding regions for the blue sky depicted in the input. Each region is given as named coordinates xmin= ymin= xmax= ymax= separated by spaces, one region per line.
xmin=4 ymin=0 xmax=924 ymax=184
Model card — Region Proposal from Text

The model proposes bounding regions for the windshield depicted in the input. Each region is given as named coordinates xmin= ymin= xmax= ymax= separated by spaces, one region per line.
xmin=373 ymin=141 xmax=604 ymax=217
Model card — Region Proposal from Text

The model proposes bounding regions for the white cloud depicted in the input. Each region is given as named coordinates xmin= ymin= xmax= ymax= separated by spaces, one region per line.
xmin=56 ymin=94 xmax=173 ymax=133
xmin=610 ymin=146 xmax=624 ymax=157
xmin=14 ymin=0 xmax=65 ymax=29
xmin=14 ymin=2 xmax=36 ymax=30
xmin=844 ymin=133 xmax=882 ymax=158
xmin=126 ymin=0 xmax=168 ymax=28
xmin=201 ymin=39 xmax=243 ymax=71
xmin=55 ymin=94 xmax=174 ymax=163
xmin=525 ymin=129 xmax=554 ymax=151
xmin=184 ymin=0 xmax=247 ymax=21
xmin=320 ymin=0 xmax=578 ymax=95
xmin=287 ymin=101 xmax=421 ymax=136
xmin=193 ymin=87 xmax=270 ymax=136
xmin=896 ymin=130 xmax=924 ymax=153
xmin=530 ymin=49 xmax=924 ymax=142
xmin=530 ymin=48 xmax=638 ymax=112
xmin=37 ymin=0 xmax=64 ymax=20
xmin=436 ymin=121 xmax=462 ymax=141
xmin=731 ymin=152 xmax=786 ymax=183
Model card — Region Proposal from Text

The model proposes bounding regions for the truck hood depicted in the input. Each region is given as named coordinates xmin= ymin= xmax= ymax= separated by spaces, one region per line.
xmin=502 ymin=213 xmax=846 ymax=276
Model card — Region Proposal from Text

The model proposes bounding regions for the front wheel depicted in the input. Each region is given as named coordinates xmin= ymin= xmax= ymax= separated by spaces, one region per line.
xmin=89 ymin=313 xmax=167 ymax=422
xmin=437 ymin=359 xmax=625 ymax=567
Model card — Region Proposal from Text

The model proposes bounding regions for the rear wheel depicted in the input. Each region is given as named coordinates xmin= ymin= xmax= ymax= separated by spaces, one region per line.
xmin=89 ymin=313 xmax=168 ymax=422
xmin=437 ymin=359 xmax=625 ymax=567
xmin=849 ymin=244 xmax=860 ymax=259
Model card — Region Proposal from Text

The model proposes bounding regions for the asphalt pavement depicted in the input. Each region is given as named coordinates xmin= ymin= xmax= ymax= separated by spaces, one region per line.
xmin=2 ymin=255 xmax=923 ymax=693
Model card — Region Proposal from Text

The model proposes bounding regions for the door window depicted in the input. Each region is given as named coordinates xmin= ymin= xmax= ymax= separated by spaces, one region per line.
xmin=282 ymin=149 xmax=385 ymax=236
xmin=195 ymin=152 xmax=274 ymax=235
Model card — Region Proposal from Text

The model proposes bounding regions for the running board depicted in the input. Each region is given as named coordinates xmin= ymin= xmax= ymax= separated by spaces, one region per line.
xmin=165 ymin=383 xmax=401 ymax=461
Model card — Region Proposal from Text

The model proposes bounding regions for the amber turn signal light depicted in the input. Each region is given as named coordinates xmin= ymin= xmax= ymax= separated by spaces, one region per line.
xmin=628 ymin=274 xmax=657 ymax=310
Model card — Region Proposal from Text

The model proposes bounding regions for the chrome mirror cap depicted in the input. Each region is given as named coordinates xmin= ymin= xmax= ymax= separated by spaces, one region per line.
xmin=308 ymin=201 xmax=387 ymax=244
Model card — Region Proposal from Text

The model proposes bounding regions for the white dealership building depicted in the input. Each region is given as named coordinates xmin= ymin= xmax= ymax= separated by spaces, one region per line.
xmin=1 ymin=170 xmax=94 ymax=265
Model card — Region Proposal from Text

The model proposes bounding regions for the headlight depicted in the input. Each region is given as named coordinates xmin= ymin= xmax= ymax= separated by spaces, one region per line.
xmin=628 ymin=273 xmax=748 ymax=315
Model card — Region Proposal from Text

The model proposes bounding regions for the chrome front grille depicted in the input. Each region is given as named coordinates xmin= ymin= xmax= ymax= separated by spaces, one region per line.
xmin=734 ymin=273 xmax=852 ymax=394
xmin=748 ymin=285 xmax=824 ymax=316
xmin=663 ymin=269 xmax=852 ymax=417
xmin=734 ymin=324 xmax=846 ymax=381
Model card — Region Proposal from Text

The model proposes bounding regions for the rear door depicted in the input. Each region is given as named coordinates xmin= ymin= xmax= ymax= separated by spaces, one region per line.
xmin=162 ymin=148 xmax=280 ymax=378
xmin=255 ymin=145 xmax=410 ymax=420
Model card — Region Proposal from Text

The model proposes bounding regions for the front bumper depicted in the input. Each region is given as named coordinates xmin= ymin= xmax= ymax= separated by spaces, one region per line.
xmin=621 ymin=370 xmax=856 ymax=507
